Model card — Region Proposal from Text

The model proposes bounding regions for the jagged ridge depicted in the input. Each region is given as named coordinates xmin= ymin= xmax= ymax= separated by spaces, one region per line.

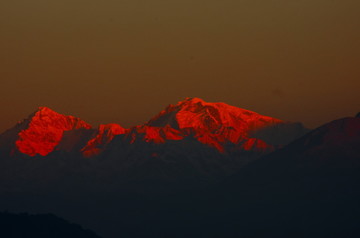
xmin=0 ymin=98 xmax=308 ymax=157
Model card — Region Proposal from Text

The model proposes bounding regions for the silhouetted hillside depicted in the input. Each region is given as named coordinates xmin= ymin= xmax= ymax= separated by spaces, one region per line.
xmin=0 ymin=212 xmax=101 ymax=238
xmin=208 ymin=116 xmax=360 ymax=237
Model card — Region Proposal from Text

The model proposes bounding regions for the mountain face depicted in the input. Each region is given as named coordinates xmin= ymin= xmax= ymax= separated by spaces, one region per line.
xmin=81 ymin=124 xmax=127 ymax=157
xmin=0 ymin=107 xmax=92 ymax=157
xmin=148 ymin=98 xmax=281 ymax=133
xmin=0 ymin=98 xmax=308 ymax=160
xmin=144 ymin=97 xmax=280 ymax=152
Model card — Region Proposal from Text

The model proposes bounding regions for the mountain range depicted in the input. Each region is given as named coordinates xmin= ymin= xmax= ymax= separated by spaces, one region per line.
xmin=0 ymin=98 xmax=307 ymax=172
xmin=0 ymin=98 xmax=359 ymax=238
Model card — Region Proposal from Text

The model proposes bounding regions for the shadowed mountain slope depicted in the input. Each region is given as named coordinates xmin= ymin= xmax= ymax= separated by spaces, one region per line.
xmin=208 ymin=115 xmax=360 ymax=238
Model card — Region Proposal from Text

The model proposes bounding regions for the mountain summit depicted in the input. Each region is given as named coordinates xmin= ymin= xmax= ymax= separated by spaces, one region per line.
xmin=16 ymin=107 xmax=92 ymax=156
xmin=143 ymin=97 xmax=305 ymax=152
xmin=148 ymin=97 xmax=282 ymax=134
xmin=0 ymin=107 xmax=92 ymax=156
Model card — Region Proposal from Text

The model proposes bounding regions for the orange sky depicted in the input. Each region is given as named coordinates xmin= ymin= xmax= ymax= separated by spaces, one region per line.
xmin=0 ymin=0 xmax=359 ymax=132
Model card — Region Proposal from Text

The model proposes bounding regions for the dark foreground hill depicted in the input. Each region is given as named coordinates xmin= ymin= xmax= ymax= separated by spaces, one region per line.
xmin=206 ymin=115 xmax=360 ymax=238
xmin=0 ymin=212 xmax=101 ymax=238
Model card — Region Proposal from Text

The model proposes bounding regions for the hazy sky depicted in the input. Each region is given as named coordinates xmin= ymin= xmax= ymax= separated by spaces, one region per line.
xmin=1 ymin=0 xmax=359 ymax=132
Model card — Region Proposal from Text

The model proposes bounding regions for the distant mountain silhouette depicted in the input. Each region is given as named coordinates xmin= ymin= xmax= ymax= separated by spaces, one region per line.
xmin=0 ymin=212 xmax=101 ymax=238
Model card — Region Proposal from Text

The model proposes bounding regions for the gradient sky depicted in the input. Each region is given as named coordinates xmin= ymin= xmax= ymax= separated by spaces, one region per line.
xmin=1 ymin=0 xmax=359 ymax=132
